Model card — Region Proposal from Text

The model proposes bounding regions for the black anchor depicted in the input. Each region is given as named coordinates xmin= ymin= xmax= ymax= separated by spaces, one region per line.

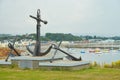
xmin=26 ymin=9 xmax=52 ymax=56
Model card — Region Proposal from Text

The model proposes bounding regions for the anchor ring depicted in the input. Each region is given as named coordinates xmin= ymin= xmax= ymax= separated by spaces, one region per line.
xmin=37 ymin=9 xmax=40 ymax=15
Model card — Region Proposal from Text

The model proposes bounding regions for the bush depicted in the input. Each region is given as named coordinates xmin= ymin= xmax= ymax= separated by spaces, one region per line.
xmin=104 ymin=60 xmax=120 ymax=68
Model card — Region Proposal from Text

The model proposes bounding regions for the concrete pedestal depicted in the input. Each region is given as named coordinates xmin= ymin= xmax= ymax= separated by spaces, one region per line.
xmin=11 ymin=56 xmax=62 ymax=69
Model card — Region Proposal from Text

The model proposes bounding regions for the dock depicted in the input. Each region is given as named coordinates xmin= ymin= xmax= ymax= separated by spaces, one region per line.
xmin=64 ymin=42 xmax=120 ymax=49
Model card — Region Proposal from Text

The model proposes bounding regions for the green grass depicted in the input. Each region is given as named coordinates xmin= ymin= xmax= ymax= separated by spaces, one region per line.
xmin=0 ymin=67 xmax=120 ymax=80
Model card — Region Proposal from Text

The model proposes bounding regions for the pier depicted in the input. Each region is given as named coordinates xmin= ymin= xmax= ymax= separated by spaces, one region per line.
xmin=64 ymin=42 xmax=120 ymax=49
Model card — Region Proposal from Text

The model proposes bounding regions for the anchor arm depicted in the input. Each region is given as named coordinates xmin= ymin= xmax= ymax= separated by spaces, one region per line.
xmin=39 ymin=45 xmax=52 ymax=56
xmin=53 ymin=46 xmax=82 ymax=61
xmin=26 ymin=44 xmax=52 ymax=56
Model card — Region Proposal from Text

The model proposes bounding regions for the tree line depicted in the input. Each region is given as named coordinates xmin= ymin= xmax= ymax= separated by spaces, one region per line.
xmin=0 ymin=33 xmax=120 ymax=41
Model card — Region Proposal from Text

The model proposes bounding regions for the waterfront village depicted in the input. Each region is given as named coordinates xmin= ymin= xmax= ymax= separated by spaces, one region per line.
xmin=1 ymin=37 xmax=120 ymax=54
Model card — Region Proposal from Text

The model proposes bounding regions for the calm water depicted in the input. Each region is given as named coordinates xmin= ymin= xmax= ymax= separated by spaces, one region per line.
xmin=81 ymin=53 xmax=120 ymax=65
xmin=66 ymin=48 xmax=120 ymax=65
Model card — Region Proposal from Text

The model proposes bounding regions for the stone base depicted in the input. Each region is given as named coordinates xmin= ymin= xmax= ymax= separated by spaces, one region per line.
xmin=0 ymin=60 xmax=11 ymax=67
xmin=39 ymin=61 xmax=90 ymax=70
xmin=18 ymin=60 xmax=39 ymax=69
xmin=11 ymin=56 xmax=62 ymax=69
xmin=1 ymin=56 xmax=90 ymax=70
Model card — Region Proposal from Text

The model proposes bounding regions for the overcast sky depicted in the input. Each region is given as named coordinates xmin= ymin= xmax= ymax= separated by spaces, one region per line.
xmin=0 ymin=0 xmax=120 ymax=36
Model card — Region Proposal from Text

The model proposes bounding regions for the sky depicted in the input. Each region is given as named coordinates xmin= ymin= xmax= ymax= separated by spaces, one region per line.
xmin=0 ymin=0 xmax=120 ymax=36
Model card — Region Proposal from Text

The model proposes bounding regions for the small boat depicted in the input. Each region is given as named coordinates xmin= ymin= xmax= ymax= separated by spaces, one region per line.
xmin=102 ymin=49 xmax=110 ymax=53
xmin=89 ymin=49 xmax=95 ymax=53
xmin=95 ymin=48 xmax=102 ymax=54
xmin=80 ymin=49 xmax=85 ymax=53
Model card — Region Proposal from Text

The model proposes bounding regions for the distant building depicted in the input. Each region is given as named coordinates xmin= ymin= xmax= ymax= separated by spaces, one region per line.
xmin=100 ymin=39 xmax=115 ymax=43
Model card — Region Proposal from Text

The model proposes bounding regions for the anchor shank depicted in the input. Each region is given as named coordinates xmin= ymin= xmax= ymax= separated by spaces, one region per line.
xmin=29 ymin=9 xmax=47 ymax=56
xmin=34 ymin=24 xmax=41 ymax=56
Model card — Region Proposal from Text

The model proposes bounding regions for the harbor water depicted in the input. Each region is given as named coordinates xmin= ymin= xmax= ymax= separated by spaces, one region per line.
xmin=66 ymin=48 xmax=120 ymax=65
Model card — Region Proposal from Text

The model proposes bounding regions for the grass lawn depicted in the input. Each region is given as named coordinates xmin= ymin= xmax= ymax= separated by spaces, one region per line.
xmin=0 ymin=67 xmax=120 ymax=80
